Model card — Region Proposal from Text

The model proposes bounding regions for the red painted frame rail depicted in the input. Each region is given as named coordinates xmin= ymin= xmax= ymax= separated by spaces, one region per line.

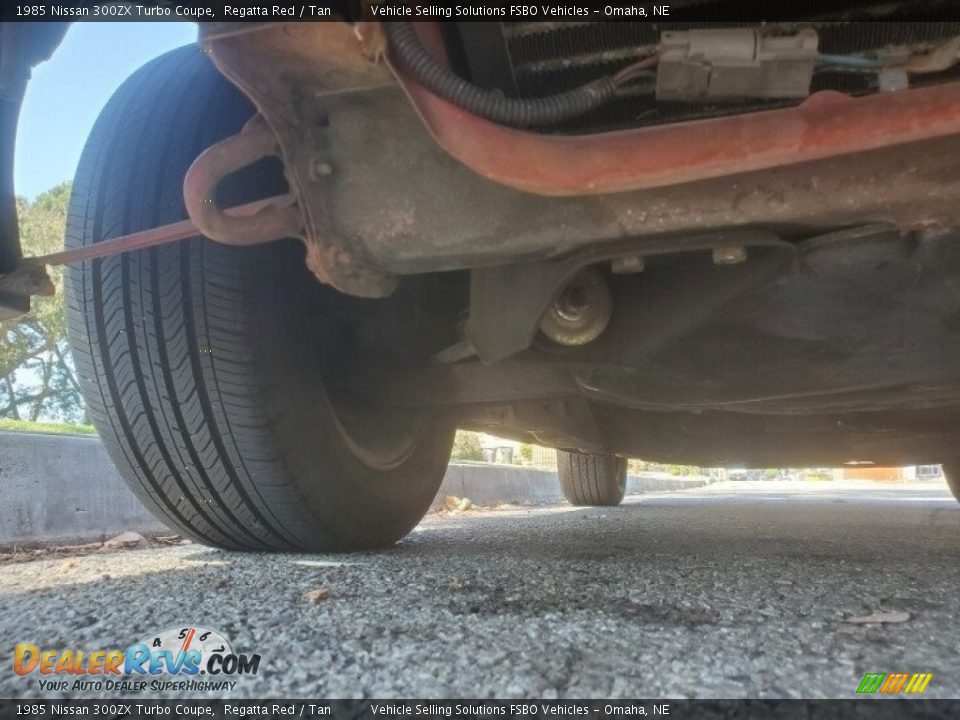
xmin=394 ymin=70 xmax=960 ymax=197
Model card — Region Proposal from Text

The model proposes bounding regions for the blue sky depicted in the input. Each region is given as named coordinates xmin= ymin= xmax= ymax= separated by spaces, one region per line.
xmin=16 ymin=22 xmax=197 ymax=200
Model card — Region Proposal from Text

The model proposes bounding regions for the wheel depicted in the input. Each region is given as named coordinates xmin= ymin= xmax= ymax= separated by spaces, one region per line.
xmin=65 ymin=46 xmax=456 ymax=552
xmin=942 ymin=462 xmax=960 ymax=503
xmin=557 ymin=450 xmax=627 ymax=506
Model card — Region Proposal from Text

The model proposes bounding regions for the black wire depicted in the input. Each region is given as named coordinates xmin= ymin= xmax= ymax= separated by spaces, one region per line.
xmin=384 ymin=22 xmax=625 ymax=127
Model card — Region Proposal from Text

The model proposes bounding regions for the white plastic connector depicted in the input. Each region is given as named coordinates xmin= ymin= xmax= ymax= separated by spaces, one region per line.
xmin=656 ymin=28 xmax=819 ymax=102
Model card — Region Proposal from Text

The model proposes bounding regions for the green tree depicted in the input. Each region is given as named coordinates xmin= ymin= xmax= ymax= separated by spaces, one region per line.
xmin=0 ymin=183 xmax=85 ymax=423
xmin=519 ymin=443 xmax=533 ymax=464
xmin=450 ymin=430 xmax=484 ymax=462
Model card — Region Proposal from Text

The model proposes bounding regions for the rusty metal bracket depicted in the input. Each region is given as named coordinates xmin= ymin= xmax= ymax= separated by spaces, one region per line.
xmin=198 ymin=22 xmax=399 ymax=298
xmin=183 ymin=115 xmax=303 ymax=246
xmin=8 ymin=105 xmax=399 ymax=302
xmin=184 ymin=111 xmax=398 ymax=298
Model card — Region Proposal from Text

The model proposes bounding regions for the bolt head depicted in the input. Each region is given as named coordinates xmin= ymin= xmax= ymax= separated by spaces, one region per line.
xmin=309 ymin=160 xmax=333 ymax=180
xmin=712 ymin=246 xmax=748 ymax=265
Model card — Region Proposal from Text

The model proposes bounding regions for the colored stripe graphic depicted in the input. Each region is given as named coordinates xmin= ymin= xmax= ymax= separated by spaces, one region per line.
xmin=856 ymin=672 xmax=932 ymax=694
xmin=880 ymin=673 xmax=909 ymax=693
xmin=857 ymin=673 xmax=886 ymax=693
xmin=904 ymin=673 xmax=933 ymax=694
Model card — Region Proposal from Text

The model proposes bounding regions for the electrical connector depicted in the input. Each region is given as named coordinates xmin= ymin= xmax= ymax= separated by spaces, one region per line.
xmin=656 ymin=28 xmax=819 ymax=102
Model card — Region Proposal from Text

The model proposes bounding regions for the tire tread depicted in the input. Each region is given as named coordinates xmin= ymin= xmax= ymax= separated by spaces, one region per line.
xmin=558 ymin=450 xmax=627 ymax=506
xmin=65 ymin=46 xmax=452 ymax=551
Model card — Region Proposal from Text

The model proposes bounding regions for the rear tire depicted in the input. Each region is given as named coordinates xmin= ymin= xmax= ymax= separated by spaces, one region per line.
xmin=558 ymin=451 xmax=627 ymax=506
xmin=942 ymin=462 xmax=960 ymax=503
xmin=65 ymin=46 xmax=455 ymax=552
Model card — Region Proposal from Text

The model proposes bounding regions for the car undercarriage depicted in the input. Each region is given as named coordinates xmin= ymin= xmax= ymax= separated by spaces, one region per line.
xmin=181 ymin=14 xmax=960 ymax=467
xmin=4 ymin=7 xmax=960 ymax=549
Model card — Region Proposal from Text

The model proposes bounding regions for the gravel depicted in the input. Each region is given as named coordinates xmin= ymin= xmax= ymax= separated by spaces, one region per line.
xmin=1 ymin=480 xmax=958 ymax=699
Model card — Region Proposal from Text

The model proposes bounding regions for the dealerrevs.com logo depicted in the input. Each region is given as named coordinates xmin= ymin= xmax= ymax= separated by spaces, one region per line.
xmin=14 ymin=626 xmax=262 ymax=693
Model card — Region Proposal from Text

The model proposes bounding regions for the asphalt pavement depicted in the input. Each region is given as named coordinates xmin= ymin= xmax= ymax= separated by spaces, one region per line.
xmin=1 ymin=480 xmax=959 ymax=699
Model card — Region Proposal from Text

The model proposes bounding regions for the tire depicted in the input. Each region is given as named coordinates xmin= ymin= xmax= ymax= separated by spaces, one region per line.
xmin=942 ymin=462 xmax=960 ymax=503
xmin=64 ymin=46 xmax=456 ymax=552
xmin=557 ymin=451 xmax=627 ymax=506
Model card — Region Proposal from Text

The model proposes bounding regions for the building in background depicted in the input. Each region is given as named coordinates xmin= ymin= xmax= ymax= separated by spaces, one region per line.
xmin=531 ymin=445 xmax=558 ymax=470
xmin=841 ymin=465 xmax=943 ymax=481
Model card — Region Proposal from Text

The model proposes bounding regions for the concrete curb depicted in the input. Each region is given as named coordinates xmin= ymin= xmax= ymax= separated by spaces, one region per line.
xmin=0 ymin=431 xmax=713 ymax=546
xmin=0 ymin=432 xmax=168 ymax=547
